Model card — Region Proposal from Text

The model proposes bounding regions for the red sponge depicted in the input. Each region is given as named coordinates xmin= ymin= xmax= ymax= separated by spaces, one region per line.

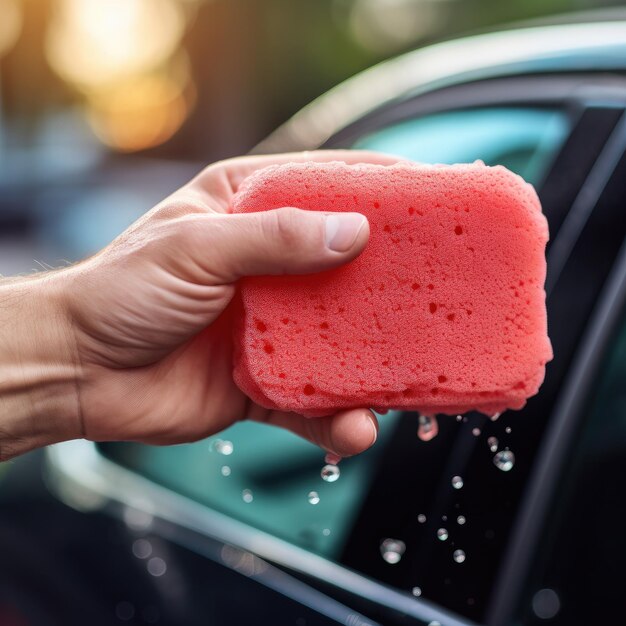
xmin=231 ymin=161 xmax=552 ymax=417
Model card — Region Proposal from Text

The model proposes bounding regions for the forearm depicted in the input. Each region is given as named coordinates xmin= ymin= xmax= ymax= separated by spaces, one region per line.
xmin=0 ymin=273 xmax=81 ymax=461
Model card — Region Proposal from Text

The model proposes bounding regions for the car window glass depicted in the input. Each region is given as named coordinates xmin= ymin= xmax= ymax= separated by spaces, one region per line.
xmin=353 ymin=107 xmax=569 ymax=187
xmin=515 ymin=308 xmax=626 ymax=625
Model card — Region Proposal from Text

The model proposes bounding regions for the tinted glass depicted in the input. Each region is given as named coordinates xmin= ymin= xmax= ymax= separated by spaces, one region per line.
xmin=515 ymin=306 xmax=626 ymax=624
xmin=353 ymin=107 xmax=569 ymax=187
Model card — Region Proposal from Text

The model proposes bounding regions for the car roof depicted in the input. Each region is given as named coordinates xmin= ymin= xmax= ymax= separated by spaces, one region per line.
xmin=256 ymin=13 xmax=626 ymax=153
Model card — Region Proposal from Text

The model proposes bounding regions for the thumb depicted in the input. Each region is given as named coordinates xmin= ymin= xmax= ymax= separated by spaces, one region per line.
xmin=193 ymin=208 xmax=369 ymax=282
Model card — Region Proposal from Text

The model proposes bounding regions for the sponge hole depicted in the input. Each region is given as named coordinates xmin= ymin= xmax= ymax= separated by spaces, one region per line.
xmin=454 ymin=225 xmax=463 ymax=235
xmin=263 ymin=342 xmax=274 ymax=354
xmin=303 ymin=384 xmax=315 ymax=395
xmin=429 ymin=303 xmax=437 ymax=314
xmin=256 ymin=320 xmax=267 ymax=332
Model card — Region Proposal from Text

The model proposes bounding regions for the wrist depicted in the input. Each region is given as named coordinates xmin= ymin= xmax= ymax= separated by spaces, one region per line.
xmin=0 ymin=272 xmax=82 ymax=460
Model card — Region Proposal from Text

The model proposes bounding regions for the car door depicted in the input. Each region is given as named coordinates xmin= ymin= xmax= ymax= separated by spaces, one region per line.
xmin=48 ymin=74 xmax=626 ymax=626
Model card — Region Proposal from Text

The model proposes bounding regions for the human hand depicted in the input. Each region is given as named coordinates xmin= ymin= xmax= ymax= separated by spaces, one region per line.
xmin=0 ymin=151 xmax=399 ymax=460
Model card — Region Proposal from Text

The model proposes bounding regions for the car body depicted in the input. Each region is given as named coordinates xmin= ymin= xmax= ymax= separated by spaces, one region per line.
xmin=3 ymin=11 xmax=626 ymax=626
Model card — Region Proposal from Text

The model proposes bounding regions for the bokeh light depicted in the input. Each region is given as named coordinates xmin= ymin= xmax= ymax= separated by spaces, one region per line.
xmin=84 ymin=57 xmax=195 ymax=152
xmin=44 ymin=0 xmax=198 ymax=152
xmin=0 ymin=0 xmax=23 ymax=58
xmin=45 ymin=0 xmax=187 ymax=88
xmin=347 ymin=0 xmax=452 ymax=53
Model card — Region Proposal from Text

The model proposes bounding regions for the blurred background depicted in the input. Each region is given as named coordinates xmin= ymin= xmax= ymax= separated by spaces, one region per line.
xmin=0 ymin=0 xmax=623 ymax=273
xmin=3 ymin=2 xmax=626 ymax=625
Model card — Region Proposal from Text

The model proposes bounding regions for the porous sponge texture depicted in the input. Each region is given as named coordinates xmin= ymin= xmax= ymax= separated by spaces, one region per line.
xmin=231 ymin=161 xmax=552 ymax=417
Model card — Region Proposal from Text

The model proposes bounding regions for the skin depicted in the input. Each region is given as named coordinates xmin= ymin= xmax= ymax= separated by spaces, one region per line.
xmin=0 ymin=150 xmax=401 ymax=462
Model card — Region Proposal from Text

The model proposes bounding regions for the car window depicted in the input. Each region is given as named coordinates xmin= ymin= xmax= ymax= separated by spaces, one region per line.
xmin=104 ymin=414 xmax=400 ymax=559
xmin=352 ymin=107 xmax=569 ymax=188
xmin=514 ymin=307 xmax=626 ymax=625
xmin=100 ymin=104 xmax=572 ymax=621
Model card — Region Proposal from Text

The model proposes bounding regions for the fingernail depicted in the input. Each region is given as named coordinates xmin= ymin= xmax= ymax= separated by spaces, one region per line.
xmin=367 ymin=413 xmax=378 ymax=446
xmin=325 ymin=213 xmax=367 ymax=252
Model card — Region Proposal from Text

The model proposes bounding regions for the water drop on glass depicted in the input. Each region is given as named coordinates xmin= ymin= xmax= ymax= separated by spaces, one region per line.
xmin=490 ymin=412 xmax=501 ymax=422
xmin=456 ymin=414 xmax=463 ymax=422
xmin=308 ymin=491 xmax=320 ymax=505
xmin=532 ymin=588 xmax=561 ymax=619
xmin=412 ymin=586 xmax=422 ymax=597
xmin=472 ymin=427 xmax=481 ymax=436
xmin=453 ymin=549 xmax=466 ymax=563
xmin=457 ymin=515 xmax=466 ymax=525
xmin=212 ymin=439 xmax=234 ymax=455
xmin=487 ymin=436 xmax=499 ymax=452
xmin=221 ymin=465 xmax=231 ymax=477
xmin=493 ymin=449 xmax=515 ymax=471
xmin=417 ymin=414 xmax=438 ymax=441
xmin=380 ymin=538 xmax=406 ymax=564
xmin=441 ymin=515 xmax=447 ymax=521
xmin=505 ymin=426 xmax=512 ymax=434
xmin=242 ymin=489 xmax=254 ymax=503
xmin=321 ymin=464 xmax=340 ymax=482
xmin=322 ymin=528 xmax=331 ymax=536
xmin=436 ymin=528 xmax=448 ymax=541
xmin=418 ymin=514 xmax=427 ymax=523
xmin=451 ymin=475 xmax=463 ymax=489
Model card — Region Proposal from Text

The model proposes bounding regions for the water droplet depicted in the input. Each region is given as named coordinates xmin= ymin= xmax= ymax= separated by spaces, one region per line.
xmin=147 ymin=556 xmax=167 ymax=577
xmin=456 ymin=414 xmax=463 ymax=422
xmin=242 ymin=489 xmax=254 ymax=503
xmin=412 ymin=586 xmax=422 ymax=597
xmin=493 ymin=450 xmax=515 ymax=471
xmin=132 ymin=539 xmax=152 ymax=559
xmin=380 ymin=538 xmax=406 ymax=564
xmin=436 ymin=528 xmax=449 ymax=541
xmin=211 ymin=439 xmax=234 ymax=455
xmin=453 ymin=549 xmax=466 ymax=563
xmin=488 ymin=436 xmax=499 ymax=452
xmin=325 ymin=452 xmax=342 ymax=465
xmin=322 ymin=528 xmax=331 ymax=536
xmin=221 ymin=465 xmax=231 ymax=477
xmin=490 ymin=412 xmax=501 ymax=422
xmin=417 ymin=414 xmax=439 ymax=441
xmin=505 ymin=426 xmax=512 ymax=434
xmin=308 ymin=491 xmax=320 ymax=505
xmin=321 ymin=464 xmax=340 ymax=482
xmin=441 ymin=515 xmax=447 ymax=521
xmin=115 ymin=601 xmax=135 ymax=621
xmin=457 ymin=515 xmax=466 ymax=525
xmin=418 ymin=514 xmax=427 ymax=523
xmin=451 ymin=475 xmax=463 ymax=489
xmin=472 ymin=427 xmax=481 ymax=436
xmin=532 ymin=588 xmax=561 ymax=619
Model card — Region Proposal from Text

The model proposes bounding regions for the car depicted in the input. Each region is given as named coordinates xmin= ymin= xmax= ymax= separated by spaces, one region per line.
xmin=3 ymin=10 xmax=626 ymax=626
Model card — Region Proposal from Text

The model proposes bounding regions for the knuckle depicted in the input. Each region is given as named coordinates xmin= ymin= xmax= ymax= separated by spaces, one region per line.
xmin=267 ymin=207 xmax=303 ymax=248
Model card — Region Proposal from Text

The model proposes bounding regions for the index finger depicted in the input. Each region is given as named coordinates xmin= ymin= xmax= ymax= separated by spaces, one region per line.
xmin=191 ymin=149 xmax=408 ymax=199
